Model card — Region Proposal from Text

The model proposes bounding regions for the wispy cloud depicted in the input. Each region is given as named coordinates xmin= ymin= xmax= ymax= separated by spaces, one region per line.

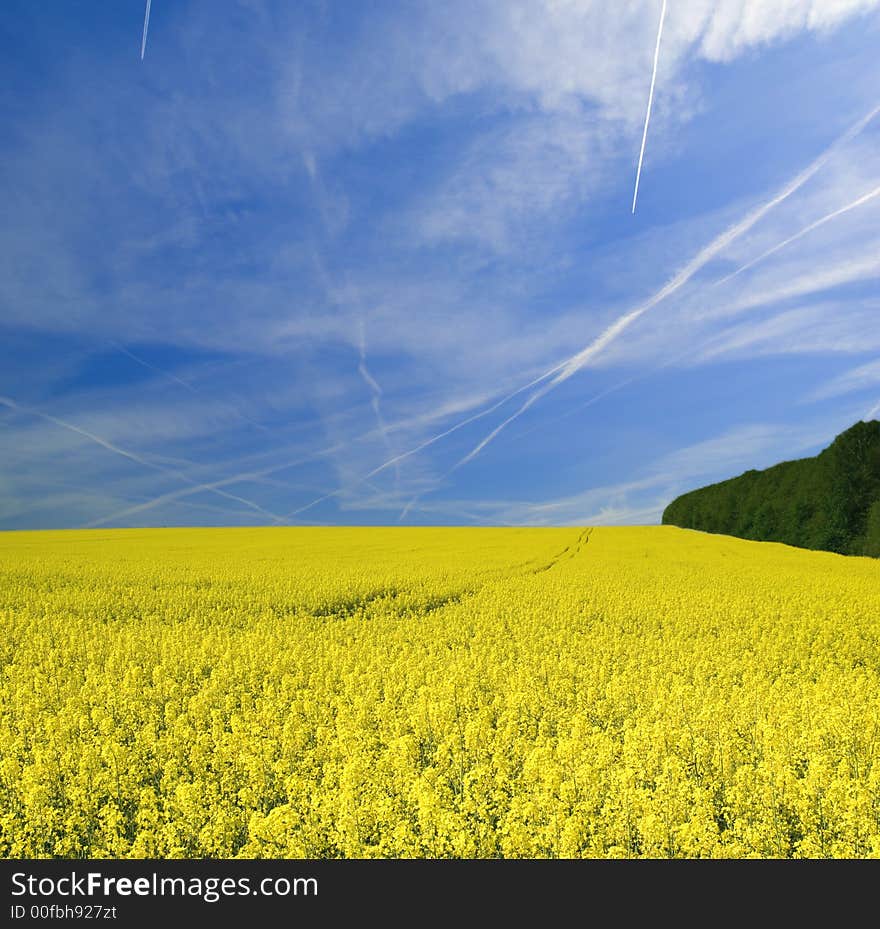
xmin=712 ymin=249 xmax=880 ymax=320
xmin=812 ymin=357 xmax=880 ymax=402
xmin=716 ymin=181 xmax=880 ymax=285
xmin=680 ymin=301 xmax=880 ymax=367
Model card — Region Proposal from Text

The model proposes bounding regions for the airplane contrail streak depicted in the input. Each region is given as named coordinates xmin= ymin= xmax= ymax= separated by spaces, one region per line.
xmin=111 ymin=341 xmax=195 ymax=393
xmin=419 ymin=311 xmax=773 ymax=517
xmin=90 ymin=383 xmax=515 ymax=528
xmin=453 ymin=101 xmax=880 ymax=468
xmin=716 ymin=181 xmax=880 ymax=285
xmin=285 ymin=360 xmax=570 ymax=518
xmin=141 ymin=0 xmax=152 ymax=60
xmin=98 ymin=368 xmax=557 ymax=526
xmin=632 ymin=0 xmax=667 ymax=214
xmin=397 ymin=496 xmax=418 ymax=522
xmin=0 ymin=395 xmax=286 ymax=525
xmin=110 ymin=341 xmax=274 ymax=436
xmin=85 ymin=435 xmax=359 ymax=528
xmin=357 ymin=319 xmax=399 ymax=483
xmin=86 ymin=369 xmax=562 ymax=528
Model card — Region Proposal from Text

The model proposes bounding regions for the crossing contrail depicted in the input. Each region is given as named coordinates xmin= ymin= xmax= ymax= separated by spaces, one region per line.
xmin=141 ymin=0 xmax=152 ymax=60
xmin=284 ymin=361 xmax=570 ymax=518
xmin=632 ymin=0 xmax=667 ymax=214
xmin=88 ymin=381 xmax=535 ymax=528
xmin=85 ymin=430 xmax=364 ymax=527
xmin=0 ymin=394 xmax=286 ymax=525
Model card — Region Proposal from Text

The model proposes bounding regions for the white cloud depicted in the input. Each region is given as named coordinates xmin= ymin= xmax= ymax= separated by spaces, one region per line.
xmin=279 ymin=1 xmax=880 ymax=259
xmin=691 ymin=0 xmax=880 ymax=61
xmin=650 ymin=422 xmax=824 ymax=482
xmin=417 ymin=111 xmax=619 ymax=251
xmin=714 ymin=247 xmax=880 ymax=315
xmin=691 ymin=301 xmax=880 ymax=363
xmin=281 ymin=2 xmax=880 ymax=147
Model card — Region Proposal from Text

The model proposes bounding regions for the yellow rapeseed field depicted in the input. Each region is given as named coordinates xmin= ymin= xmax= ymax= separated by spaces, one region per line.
xmin=1 ymin=525 xmax=879 ymax=859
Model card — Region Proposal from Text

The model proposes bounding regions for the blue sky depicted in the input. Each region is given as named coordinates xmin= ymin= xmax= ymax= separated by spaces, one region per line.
xmin=2 ymin=0 xmax=880 ymax=529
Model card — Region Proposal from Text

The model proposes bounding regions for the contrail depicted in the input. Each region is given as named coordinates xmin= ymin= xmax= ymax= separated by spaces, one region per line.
xmin=357 ymin=319 xmax=400 ymax=483
xmin=0 ymin=394 xmax=169 ymax=473
xmin=111 ymin=340 xmax=274 ymax=436
xmin=89 ymin=375 xmax=510 ymax=528
xmin=632 ymin=0 xmax=667 ymax=214
xmin=111 ymin=341 xmax=195 ymax=393
xmin=307 ymin=248 xmax=399 ymax=477
xmin=866 ymin=399 xmax=880 ymax=421
xmin=0 ymin=395 xmax=286 ymax=525
xmin=403 ymin=362 xmax=644 ymax=518
xmin=291 ymin=96 xmax=880 ymax=514
xmin=512 ymin=371 xmax=646 ymax=441
xmin=398 ymin=496 xmax=419 ymax=522
xmin=454 ymin=101 xmax=880 ymax=468
xmin=90 ymin=385 xmax=487 ymax=528
xmin=455 ymin=309 xmax=641 ymax=469
xmin=284 ymin=360 xmax=570 ymax=518
xmin=422 ymin=308 xmax=761 ymax=513
xmin=100 ymin=338 xmax=624 ymax=526
xmin=716 ymin=181 xmax=880 ymax=286
xmin=85 ymin=433 xmax=361 ymax=528
xmin=141 ymin=0 xmax=152 ymax=60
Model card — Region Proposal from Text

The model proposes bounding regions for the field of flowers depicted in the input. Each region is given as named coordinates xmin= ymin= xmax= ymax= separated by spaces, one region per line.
xmin=1 ymin=525 xmax=879 ymax=858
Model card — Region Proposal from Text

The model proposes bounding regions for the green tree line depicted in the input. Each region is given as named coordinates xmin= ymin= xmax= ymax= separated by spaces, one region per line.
xmin=662 ymin=420 xmax=880 ymax=557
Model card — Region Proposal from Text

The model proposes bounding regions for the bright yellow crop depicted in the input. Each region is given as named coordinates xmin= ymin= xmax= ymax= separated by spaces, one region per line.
xmin=1 ymin=525 xmax=879 ymax=858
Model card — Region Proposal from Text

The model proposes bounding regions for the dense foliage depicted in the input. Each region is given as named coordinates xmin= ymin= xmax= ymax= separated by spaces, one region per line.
xmin=662 ymin=420 xmax=880 ymax=556
xmin=2 ymin=525 xmax=880 ymax=858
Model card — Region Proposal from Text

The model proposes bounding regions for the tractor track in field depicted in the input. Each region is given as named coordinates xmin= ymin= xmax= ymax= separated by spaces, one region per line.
xmin=314 ymin=528 xmax=594 ymax=620
xmin=531 ymin=527 xmax=593 ymax=574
